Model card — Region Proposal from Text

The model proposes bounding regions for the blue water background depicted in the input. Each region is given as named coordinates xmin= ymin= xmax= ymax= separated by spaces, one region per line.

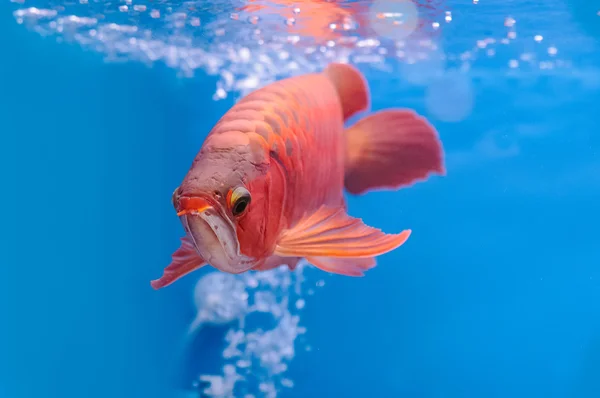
xmin=1 ymin=1 xmax=600 ymax=397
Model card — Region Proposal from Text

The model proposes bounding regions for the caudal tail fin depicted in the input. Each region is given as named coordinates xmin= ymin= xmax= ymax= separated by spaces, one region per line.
xmin=323 ymin=62 xmax=370 ymax=121
xmin=343 ymin=109 xmax=445 ymax=195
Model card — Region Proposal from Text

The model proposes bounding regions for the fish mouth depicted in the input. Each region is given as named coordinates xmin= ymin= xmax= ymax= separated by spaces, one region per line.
xmin=177 ymin=196 xmax=255 ymax=274
xmin=176 ymin=196 xmax=213 ymax=217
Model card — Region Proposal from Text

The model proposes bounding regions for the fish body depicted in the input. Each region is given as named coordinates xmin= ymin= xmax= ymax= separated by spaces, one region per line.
xmin=151 ymin=63 xmax=445 ymax=289
xmin=238 ymin=0 xmax=370 ymax=44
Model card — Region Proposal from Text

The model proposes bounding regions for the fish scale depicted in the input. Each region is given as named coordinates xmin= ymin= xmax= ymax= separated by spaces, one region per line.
xmin=207 ymin=72 xmax=346 ymax=229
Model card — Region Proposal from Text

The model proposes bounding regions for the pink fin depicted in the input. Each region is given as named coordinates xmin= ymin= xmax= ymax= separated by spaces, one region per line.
xmin=323 ymin=63 xmax=370 ymax=121
xmin=274 ymin=206 xmax=411 ymax=258
xmin=344 ymin=109 xmax=445 ymax=195
xmin=306 ymin=256 xmax=376 ymax=277
xmin=150 ymin=236 xmax=206 ymax=290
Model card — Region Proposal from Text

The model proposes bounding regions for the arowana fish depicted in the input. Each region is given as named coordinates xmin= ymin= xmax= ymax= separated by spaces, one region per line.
xmin=151 ymin=63 xmax=445 ymax=289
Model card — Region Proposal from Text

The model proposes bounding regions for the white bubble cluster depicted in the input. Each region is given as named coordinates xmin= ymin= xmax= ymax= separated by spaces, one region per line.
xmin=8 ymin=0 xmax=451 ymax=99
xmin=188 ymin=263 xmax=312 ymax=398
xmin=187 ymin=272 xmax=249 ymax=335
xmin=8 ymin=0 xmax=591 ymax=128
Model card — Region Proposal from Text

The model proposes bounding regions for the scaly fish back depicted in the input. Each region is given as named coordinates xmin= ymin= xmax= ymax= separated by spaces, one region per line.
xmin=205 ymin=73 xmax=347 ymax=227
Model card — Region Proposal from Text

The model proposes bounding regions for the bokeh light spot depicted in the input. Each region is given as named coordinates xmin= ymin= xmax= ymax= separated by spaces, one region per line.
xmin=368 ymin=0 xmax=419 ymax=41
xmin=425 ymin=69 xmax=474 ymax=122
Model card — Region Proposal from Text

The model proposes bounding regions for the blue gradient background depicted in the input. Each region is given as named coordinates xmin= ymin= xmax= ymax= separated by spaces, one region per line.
xmin=1 ymin=2 xmax=600 ymax=398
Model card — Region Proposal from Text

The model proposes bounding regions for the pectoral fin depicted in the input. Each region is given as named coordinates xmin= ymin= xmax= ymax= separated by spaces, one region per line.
xmin=150 ymin=236 xmax=207 ymax=290
xmin=274 ymin=205 xmax=411 ymax=259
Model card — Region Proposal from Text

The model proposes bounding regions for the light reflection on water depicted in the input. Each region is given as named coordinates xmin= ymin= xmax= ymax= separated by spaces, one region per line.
xmin=9 ymin=0 xmax=587 ymax=109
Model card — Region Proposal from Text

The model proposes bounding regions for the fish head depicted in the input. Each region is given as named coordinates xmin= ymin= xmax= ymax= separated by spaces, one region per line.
xmin=173 ymin=131 xmax=286 ymax=273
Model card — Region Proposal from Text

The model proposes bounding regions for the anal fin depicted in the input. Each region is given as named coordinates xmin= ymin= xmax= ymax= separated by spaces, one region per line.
xmin=150 ymin=236 xmax=207 ymax=290
xmin=306 ymin=256 xmax=376 ymax=277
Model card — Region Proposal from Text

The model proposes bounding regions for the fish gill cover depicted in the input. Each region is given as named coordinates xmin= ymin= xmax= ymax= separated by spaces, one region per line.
xmin=8 ymin=0 xmax=600 ymax=397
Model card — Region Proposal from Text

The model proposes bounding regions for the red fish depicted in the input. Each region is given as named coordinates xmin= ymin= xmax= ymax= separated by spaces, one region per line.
xmin=237 ymin=0 xmax=447 ymax=45
xmin=238 ymin=0 xmax=370 ymax=44
xmin=151 ymin=63 xmax=445 ymax=289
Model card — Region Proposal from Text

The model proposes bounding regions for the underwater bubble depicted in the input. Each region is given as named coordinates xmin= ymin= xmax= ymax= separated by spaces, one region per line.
xmin=8 ymin=0 xmax=586 ymax=98
xmin=425 ymin=69 xmax=474 ymax=123
xmin=13 ymin=7 xmax=57 ymax=19
xmin=368 ymin=0 xmax=419 ymax=41
xmin=194 ymin=263 xmax=313 ymax=397
xmin=199 ymin=371 xmax=242 ymax=398
xmin=259 ymin=382 xmax=277 ymax=397
xmin=520 ymin=53 xmax=534 ymax=62
xmin=223 ymin=364 xmax=237 ymax=376
xmin=188 ymin=272 xmax=248 ymax=334
xmin=252 ymin=291 xmax=278 ymax=313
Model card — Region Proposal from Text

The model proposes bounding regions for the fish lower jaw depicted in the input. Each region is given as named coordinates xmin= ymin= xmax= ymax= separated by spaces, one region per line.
xmin=182 ymin=213 xmax=256 ymax=274
xmin=210 ymin=254 xmax=256 ymax=274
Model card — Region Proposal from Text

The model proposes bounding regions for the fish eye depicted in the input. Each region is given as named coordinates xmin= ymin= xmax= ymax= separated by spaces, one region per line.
xmin=228 ymin=186 xmax=251 ymax=217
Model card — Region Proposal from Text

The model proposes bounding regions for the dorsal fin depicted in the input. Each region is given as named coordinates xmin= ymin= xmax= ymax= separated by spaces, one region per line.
xmin=323 ymin=63 xmax=370 ymax=121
